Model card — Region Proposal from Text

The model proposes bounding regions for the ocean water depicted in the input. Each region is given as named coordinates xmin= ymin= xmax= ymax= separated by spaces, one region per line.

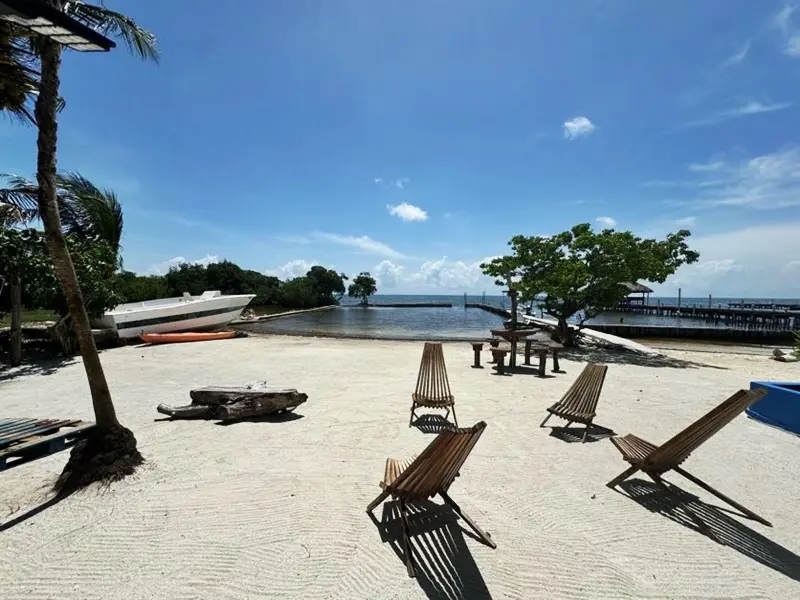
xmin=254 ymin=294 xmax=800 ymax=341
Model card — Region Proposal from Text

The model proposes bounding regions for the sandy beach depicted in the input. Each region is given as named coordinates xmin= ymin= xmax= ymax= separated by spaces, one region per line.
xmin=1 ymin=335 xmax=799 ymax=599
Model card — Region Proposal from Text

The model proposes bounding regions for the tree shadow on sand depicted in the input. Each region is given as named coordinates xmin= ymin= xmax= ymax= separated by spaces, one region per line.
xmin=617 ymin=478 xmax=800 ymax=582
xmin=560 ymin=346 xmax=728 ymax=370
xmin=369 ymin=499 xmax=492 ymax=599
xmin=0 ymin=354 xmax=77 ymax=382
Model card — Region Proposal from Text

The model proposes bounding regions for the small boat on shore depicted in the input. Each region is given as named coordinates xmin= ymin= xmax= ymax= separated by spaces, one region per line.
xmin=94 ymin=291 xmax=256 ymax=340
xmin=140 ymin=331 xmax=238 ymax=345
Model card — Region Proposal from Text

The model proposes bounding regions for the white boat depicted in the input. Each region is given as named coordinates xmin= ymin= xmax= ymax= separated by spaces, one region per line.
xmin=95 ymin=291 xmax=256 ymax=339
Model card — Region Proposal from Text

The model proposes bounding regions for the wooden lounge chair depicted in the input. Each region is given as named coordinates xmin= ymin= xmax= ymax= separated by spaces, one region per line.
xmin=366 ymin=421 xmax=495 ymax=577
xmin=607 ymin=388 xmax=771 ymax=537
xmin=540 ymin=363 xmax=608 ymax=442
xmin=410 ymin=342 xmax=457 ymax=427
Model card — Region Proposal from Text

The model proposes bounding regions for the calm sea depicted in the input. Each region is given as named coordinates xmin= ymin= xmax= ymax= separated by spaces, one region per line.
xmin=254 ymin=294 xmax=800 ymax=341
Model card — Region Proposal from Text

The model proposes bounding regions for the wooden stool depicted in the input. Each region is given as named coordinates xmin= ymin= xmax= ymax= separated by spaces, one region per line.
xmin=470 ymin=342 xmax=484 ymax=368
xmin=524 ymin=340 xmax=533 ymax=365
xmin=536 ymin=349 xmax=549 ymax=378
xmin=488 ymin=339 xmax=500 ymax=363
xmin=491 ymin=348 xmax=509 ymax=375
xmin=552 ymin=349 xmax=561 ymax=373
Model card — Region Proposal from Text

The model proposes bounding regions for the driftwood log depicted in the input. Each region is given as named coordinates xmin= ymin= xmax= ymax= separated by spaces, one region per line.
xmin=157 ymin=381 xmax=308 ymax=421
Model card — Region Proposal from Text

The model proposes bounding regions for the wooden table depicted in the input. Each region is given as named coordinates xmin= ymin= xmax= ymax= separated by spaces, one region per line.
xmin=490 ymin=328 xmax=549 ymax=370
xmin=524 ymin=340 xmax=564 ymax=377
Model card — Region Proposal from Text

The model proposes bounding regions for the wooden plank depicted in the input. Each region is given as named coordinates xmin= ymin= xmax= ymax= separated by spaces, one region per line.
xmin=0 ymin=421 xmax=95 ymax=471
xmin=0 ymin=420 xmax=77 ymax=449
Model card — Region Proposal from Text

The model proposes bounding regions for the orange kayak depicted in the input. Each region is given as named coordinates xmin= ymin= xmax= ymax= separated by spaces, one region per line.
xmin=139 ymin=331 xmax=237 ymax=345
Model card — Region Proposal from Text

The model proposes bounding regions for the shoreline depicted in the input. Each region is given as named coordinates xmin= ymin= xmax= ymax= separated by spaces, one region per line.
xmin=236 ymin=327 xmax=784 ymax=356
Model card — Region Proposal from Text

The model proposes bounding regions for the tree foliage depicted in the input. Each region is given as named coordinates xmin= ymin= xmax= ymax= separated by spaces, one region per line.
xmin=348 ymin=272 xmax=378 ymax=306
xmin=305 ymin=266 xmax=347 ymax=305
xmin=482 ymin=223 xmax=699 ymax=343
xmin=0 ymin=228 xmax=119 ymax=318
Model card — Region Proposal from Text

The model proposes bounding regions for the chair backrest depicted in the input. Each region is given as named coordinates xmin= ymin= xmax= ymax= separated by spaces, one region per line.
xmin=644 ymin=388 xmax=767 ymax=470
xmin=387 ymin=421 xmax=487 ymax=499
xmin=414 ymin=342 xmax=453 ymax=400
xmin=559 ymin=363 xmax=608 ymax=415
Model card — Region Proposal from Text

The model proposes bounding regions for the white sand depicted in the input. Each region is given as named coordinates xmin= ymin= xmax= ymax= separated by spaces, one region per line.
xmin=1 ymin=336 xmax=799 ymax=599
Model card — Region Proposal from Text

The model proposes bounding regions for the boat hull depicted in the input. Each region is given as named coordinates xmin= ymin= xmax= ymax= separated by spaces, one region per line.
xmin=98 ymin=292 xmax=255 ymax=339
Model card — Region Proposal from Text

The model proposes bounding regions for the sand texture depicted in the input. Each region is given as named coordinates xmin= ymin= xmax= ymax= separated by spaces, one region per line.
xmin=1 ymin=336 xmax=799 ymax=599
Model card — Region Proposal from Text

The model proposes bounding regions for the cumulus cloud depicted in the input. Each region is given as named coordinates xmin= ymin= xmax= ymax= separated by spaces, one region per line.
xmin=264 ymin=259 xmax=317 ymax=280
xmin=374 ymin=260 xmax=404 ymax=288
xmin=387 ymin=202 xmax=428 ymax=222
xmin=648 ymin=222 xmax=800 ymax=297
xmin=595 ymin=216 xmax=617 ymax=228
xmin=563 ymin=116 xmax=595 ymax=139
xmin=147 ymin=254 xmax=218 ymax=275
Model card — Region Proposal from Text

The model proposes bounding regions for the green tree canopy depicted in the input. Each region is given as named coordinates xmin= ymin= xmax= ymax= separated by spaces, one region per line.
xmin=481 ymin=223 xmax=699 ymax=343
xmin=348 ymin=272 xmax=378 ymax=306
xmin=305 ymin=265 xmax=347 ymax=305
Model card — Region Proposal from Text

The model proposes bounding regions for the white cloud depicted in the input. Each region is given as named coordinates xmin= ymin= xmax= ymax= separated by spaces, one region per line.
xmin=387 ymin=202 xmax=428 ymax=222
xmin=689 ymin=160 xmax=726 ymax=172
xmin=374 ymin=260 xmax=404 ymax=288
xmin=720 ymin=41 xmax=751 ymax=67
xmin=674 ymin=216 xmax=697 ymax=228
xmin=683 ymin=100 xmax=791 ymax=128
xmin=649 ymin=222 xmax=800 ymax=297
xmin=684 ymin=147 xmax=800 ymax=209
xmin=147 ymin=254 xmax=219 ymax=275
xmin=264 ymin=259 xmax=317 ymax=280
xmin=787 ymin=34 xmax=800 ymax=56
xmin=774 ymin=4 xmax=797 ymax=33
xmin=405 ymin=257 xmax=499 ymax=290
xmin=563 ymin=116 xmax=595 ymax=139
xmin=311 ymin=232 xmax=406 ymax=258
xmin=596 ymin=216 xmax=617 ymax=228
xmin=374 ymin=177 xmax=410 ymax=189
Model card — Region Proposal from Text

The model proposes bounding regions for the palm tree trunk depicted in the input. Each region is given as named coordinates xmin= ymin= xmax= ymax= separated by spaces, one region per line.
xmin=34 ymin=26 xmax=118 ymax=429
xmin=9 ymin=273 xmax=22 ymax=367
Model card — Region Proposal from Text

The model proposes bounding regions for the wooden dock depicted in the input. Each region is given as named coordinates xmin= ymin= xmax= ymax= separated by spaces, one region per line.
xmin=615 ymin=303 xmax=800 ymax=330
xmin=466 ymin=303 xmax=795 ymax=343
xmin=365 ymin=302 xmax=453 ymax=308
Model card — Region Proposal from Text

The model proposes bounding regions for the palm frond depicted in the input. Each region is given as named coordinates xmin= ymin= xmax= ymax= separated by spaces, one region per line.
xmin=0 ymin=174 xmax=39 ymax=215
xmin=57 ymin=171 xmax=124 ymax=254
xmin=65 ymin=1 xmax=160 ymax=62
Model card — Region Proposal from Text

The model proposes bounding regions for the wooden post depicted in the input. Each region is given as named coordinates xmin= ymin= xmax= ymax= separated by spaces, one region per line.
xmin=524 ymin=340 xmax=532 ymax=365
xmin=471 ymin=343 xmax=483 ymax=368
xmin=552 ymin=349 xmax=561 ymax=373
xmin=536 ymin=350 xmax=548 ymax=378
xmin=677 ymin=288 xmax=681 ymax=309
xmin=9 ymin=274 xmax=22 ymax=367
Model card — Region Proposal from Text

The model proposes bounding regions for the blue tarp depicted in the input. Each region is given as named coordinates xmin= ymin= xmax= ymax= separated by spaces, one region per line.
xmin=748 ymin=382 xmax=800 ymax=436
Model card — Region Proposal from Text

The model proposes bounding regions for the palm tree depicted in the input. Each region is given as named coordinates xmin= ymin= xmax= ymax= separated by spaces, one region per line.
xmin=1 ymin=172 xmax=124 ymax=257
xmin=26 ymin=0 xmax=157 ymax=492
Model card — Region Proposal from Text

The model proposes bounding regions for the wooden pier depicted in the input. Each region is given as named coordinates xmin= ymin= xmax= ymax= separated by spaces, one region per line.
xmin=466 ymin=302 xmax=796 ymax=343
xmin=365 ymin=302 xmax=453 ymax=308
xmin=615 ymin=303 xmax=800 ymax=330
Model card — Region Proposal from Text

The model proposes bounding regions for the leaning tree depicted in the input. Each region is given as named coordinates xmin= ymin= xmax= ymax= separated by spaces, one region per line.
xmin=1 ymin=1 xmax=158 ymax=493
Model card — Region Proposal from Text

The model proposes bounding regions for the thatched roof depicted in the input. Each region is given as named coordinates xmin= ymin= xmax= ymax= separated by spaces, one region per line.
xmin=622 ymin=281 xmax=653 ymax=294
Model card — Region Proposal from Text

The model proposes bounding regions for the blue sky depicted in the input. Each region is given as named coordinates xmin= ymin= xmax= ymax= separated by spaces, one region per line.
xmin=3 ymin=0 xmax=800 ymax=297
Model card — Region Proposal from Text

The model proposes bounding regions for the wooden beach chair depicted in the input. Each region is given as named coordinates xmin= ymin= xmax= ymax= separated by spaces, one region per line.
xmin=607 ymin=388 xmax=772 ymax=534
xmin=366 ymin=421 xmax=495 ymax=577
xmin=410 ymin=342 xmax=457 ymax=427
xmin=540 ymin=363 xmax=608 ymax=442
